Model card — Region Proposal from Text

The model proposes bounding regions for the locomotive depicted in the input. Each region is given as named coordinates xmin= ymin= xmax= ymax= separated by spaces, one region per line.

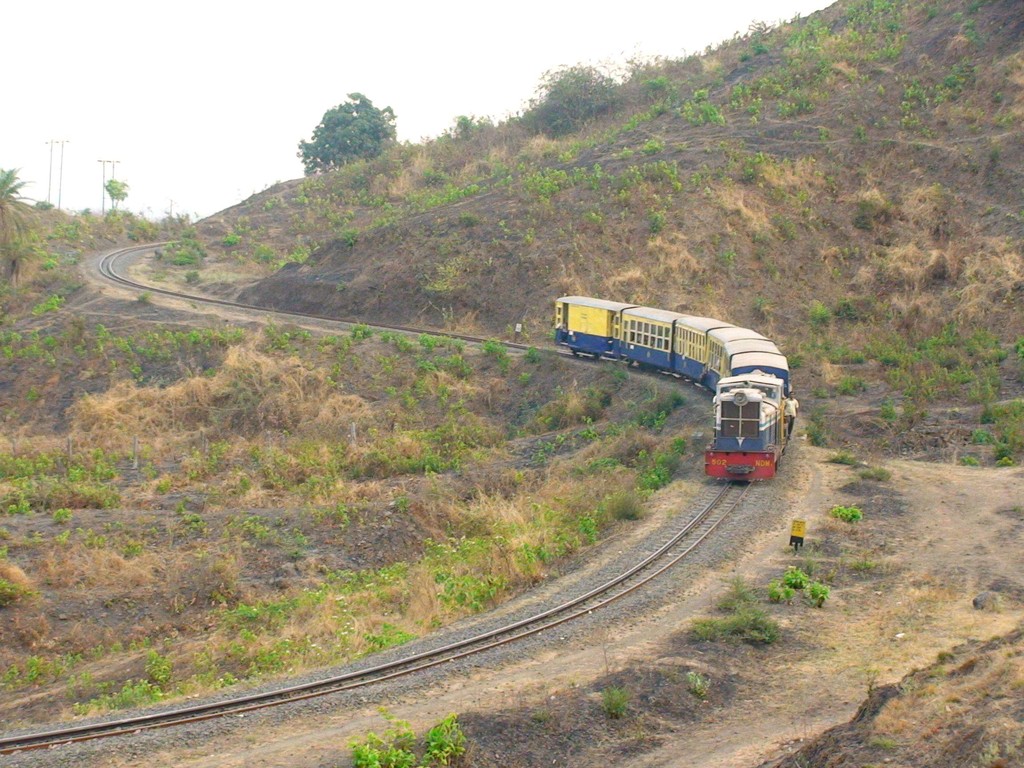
xmin=553 ymin=296 xmax=793 ymax=480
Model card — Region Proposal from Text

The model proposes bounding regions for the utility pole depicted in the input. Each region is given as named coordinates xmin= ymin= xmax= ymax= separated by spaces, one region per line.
xmin=46 ymin=140 xmax=56 ymax=204
xmin=57 ymin=141 xmax=69 ymax=211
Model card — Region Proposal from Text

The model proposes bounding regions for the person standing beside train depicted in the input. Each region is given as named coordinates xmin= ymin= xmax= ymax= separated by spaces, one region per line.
xmin=785 ymin=392 xmax=799 ymax=439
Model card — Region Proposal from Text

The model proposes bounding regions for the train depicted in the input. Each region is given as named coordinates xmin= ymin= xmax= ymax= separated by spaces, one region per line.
xmin=553 ymin=296 xmax=793 ymax=480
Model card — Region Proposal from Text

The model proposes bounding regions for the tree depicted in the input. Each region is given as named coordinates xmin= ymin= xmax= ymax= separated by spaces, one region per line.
xmin=523 ymin=65 xmax=620 ymax=137
xmin=0 ymin=169 xmax=33 ymax=287
xmin=297 ymin=93 xmax=397 ymax=174
xmin=105 ymin=178 xmax=129 ymax=210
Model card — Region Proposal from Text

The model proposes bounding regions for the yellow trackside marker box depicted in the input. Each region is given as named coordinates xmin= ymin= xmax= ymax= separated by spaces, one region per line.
xmin=790 ymin=519 xmax=806 ymax=552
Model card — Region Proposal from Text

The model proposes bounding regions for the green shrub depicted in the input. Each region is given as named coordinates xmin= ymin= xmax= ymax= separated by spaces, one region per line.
xmin=163 ymin=232 xmax=206 ymax=266
xmin=0 ymin=577 xmax=32 ymax=607
xmin=351 ymin=323 xmax=373 ymax=341
xmin=686 ymin=671 xmax=710 ymax=699
xmin=31 ymin=295 xmax=65 ymax=316
xmin=782 ymin=566 xmax=810 ymax=590
xmin=145 ymin=651 xmax=173 ymax=687
xmin=807 ymin=581 xmax=831 ymax=607
xmin=830 ymin=505 xmax=863 ymax=522
xmin=633 ymin=390 xmax=685 ymax=429
xmin=637 ymin=450 xmax=680 ymax=492
xmin=641 ymin=138 xmax=665 ymax=155
xmin=681 ymin=90 xmax=726 ymax=126
xmin=718 ymin=577 xmax=757 ymax=612
xmin=808 ymin=300 xmax=831 ymax=327
xmin=960 ymin=455 xmax=980 ymax=466
xmin=836 ymin=376 xmax=866 ymax=395
xmin=690 ymin=607 xmax=780 ymax=645
xmin=524 ymin=64 xmax=619 ymax=137
xmin=858 ymin=466 xmax=891 ymax=481
xmin=424 ymin=714 xmax=466 ymax=765
xmin=75 ymin=679 xmax=164 ymax=713
xmin=482 ymin=339 xmax=510 ymax=372
xmin=805 ymin=409 xmax=829 ymax=447
xmin=648 ymin=210 xmax=667 ymax=233
xmin=880 ymin=400 xmax=898 ymax=422
xmin=971 ymin=429 xmax=994 ymax=444
xmin=601 ymin=685 xmax=630 ymax=719
xmin=828 ymin=450 xmax=858 ymax=465
xmin=51 ymin=507 xmax=72 ymax=523
xmin=603 ymin=490 xmax=644 ymax=521
xmin=767 ymin=579 xmax=795 ymax=604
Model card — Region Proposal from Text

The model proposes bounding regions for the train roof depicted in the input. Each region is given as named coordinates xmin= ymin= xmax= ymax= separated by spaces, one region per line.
xmin=556 ymin=296 xmax=637 ymax=311
xmin=676 ymin=316 xmax=734 ymax=334
xmin=622 ymin=305 xmax=690 ymax=323
xmin=719 ymin=371 xmax=786 ymax=389
xmin=725 ymin=339 xmax=780 ymax=358
xmin=729 ymin=351 xmax=790 ymax=373
xmin=710 ymin=326 xmax=769 ymax=343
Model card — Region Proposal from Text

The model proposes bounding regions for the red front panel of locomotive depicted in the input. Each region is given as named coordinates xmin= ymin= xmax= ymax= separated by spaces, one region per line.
xmin=704 ymin=450 xmax=777 ymax=480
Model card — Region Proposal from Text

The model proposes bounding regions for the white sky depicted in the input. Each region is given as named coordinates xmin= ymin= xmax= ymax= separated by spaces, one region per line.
xmin=5 ymin=0 xmax=834 ymax=220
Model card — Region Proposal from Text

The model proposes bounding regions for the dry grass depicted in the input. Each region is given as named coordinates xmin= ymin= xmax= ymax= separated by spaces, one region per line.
xmin=874 ymin=243 xmax=953 ymax=291
xmin=761 ymin=156 xmax=825 ymax=195
xmin=0 ymin=560 xmax=34 ymax=591
xmin=605 ymin=266 xmax=650 ymax=297
xmin=518 ymin=135 xmax=565 ymax=164
xmin=944 ymin=33 xmax=973 ymax=60
xmin=405 ymin=564 xmax=445 ymax=627
xmin=902 ymin=183 xmax=954 ymax=242
xmin=886 ymin=292 xmax=946 ymax=336
xmin=873 ymin=649 xmax=1024 ymax=746
xmin=715 ymin=185 xmax=772 ymax=236
xmin=69 ymin=343 xmax=373 ymax=451
xmin=34 ymin=544 xmax=168 ymax=590
xmin=648 ymin=231 xmax=707 ymax=281
xmin=956 ymin=237 xmax=1024 ymax=321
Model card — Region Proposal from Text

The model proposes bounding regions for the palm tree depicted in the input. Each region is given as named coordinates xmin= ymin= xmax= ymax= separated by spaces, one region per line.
xmin=0 ymin=168 xmax=34 ymax=287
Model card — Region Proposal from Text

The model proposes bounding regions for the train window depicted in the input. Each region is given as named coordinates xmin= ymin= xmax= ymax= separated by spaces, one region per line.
xmin=721 ymin=400 xmax=760 ymax=439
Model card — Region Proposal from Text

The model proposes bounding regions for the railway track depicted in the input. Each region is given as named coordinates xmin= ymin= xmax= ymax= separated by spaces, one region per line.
xmin=95 ymin=245 xmax=536 ymax=351
xmin=0 ymin=481 xmax=749 ymax=755
xmin=0 ymin=244 xmax=752 ymax=756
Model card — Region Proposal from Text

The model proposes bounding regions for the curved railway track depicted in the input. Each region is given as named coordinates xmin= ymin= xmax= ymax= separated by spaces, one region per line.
xmin=0 ymin=244 xmax=752 ymax=755
xmin=0 ymin=482 xmax=749 ymax=754
xmin=95 ymin=245 xmax=536 ymax=351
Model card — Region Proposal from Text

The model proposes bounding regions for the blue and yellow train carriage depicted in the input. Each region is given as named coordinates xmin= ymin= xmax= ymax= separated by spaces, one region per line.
xmin=619 ymin=306 xmax=685 ymax=370
xmin=671 ymin=316 xmax=731 ymax=381
xmin=554 ymin=296 xmax=635 ymax=358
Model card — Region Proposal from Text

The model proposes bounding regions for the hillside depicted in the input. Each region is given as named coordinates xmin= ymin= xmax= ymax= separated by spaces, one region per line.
xmin=189 ymin=0 xmax=1024 ymax=463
